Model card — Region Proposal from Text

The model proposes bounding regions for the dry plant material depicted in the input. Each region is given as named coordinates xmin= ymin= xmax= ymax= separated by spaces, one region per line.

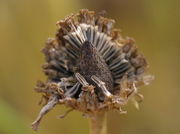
xmin=32 ymin=9 xmax=153 ymax=132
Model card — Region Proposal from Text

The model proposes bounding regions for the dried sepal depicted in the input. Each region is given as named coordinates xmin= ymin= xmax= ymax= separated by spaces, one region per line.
xmin=31 ymin=95 xmax=60 ymax=131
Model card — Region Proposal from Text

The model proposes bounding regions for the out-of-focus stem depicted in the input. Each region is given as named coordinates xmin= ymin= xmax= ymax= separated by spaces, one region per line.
xmin=89 ymin=112 xmax=107 ymax=134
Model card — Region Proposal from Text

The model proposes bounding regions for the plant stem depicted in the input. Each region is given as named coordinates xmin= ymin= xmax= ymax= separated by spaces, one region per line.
xmin=89 ymin=112 xmax=107 ymax=134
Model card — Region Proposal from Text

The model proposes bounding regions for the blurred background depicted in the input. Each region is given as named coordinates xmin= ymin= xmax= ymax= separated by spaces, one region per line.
xmin=0 ymin=0 xmax=179 ymax=134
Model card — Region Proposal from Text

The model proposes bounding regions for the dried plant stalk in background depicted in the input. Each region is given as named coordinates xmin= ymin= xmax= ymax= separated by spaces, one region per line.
xmin=32 ymin=9 xmax=153 ymax=134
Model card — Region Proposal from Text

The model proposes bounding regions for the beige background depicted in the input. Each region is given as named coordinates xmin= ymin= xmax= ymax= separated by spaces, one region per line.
xmin=0 ymin=0 xmax=179 ymax=134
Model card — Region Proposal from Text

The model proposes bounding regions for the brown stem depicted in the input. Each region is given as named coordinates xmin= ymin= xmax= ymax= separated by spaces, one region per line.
xmin=89 ymin=112 xmax=107 ymax=134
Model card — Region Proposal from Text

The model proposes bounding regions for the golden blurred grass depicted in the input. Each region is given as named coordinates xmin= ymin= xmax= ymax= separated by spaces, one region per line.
xmin=0 ymin=0 xmax=179 ymax=134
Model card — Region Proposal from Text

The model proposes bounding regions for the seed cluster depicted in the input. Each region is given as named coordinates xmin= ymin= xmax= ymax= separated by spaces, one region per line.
xmin=32 ymin=9 xmax=153 ymax=131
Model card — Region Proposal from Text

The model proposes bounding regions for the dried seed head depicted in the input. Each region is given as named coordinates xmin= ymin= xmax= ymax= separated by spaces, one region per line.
xmin=78 ymin=40 xmax=113 ymax=101
xmin=32 ymin=9 xmax=153 ymax=131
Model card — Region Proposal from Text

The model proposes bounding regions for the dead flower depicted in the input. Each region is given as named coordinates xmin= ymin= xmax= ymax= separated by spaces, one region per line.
xmin=31 ymin=9 xmax=153 ymax=131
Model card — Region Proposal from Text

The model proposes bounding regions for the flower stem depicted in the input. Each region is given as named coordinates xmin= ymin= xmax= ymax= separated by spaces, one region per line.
xmin=89 ymin=112 xmax=107 ymax=134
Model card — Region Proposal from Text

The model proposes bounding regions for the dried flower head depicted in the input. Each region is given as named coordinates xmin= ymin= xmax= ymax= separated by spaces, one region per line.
xmin=32 ymin=9 xmax=153 ymax=131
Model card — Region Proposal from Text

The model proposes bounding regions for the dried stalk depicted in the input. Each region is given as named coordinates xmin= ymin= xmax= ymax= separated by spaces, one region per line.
xmin=89 ymin=112 xmax=107 ymax=134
